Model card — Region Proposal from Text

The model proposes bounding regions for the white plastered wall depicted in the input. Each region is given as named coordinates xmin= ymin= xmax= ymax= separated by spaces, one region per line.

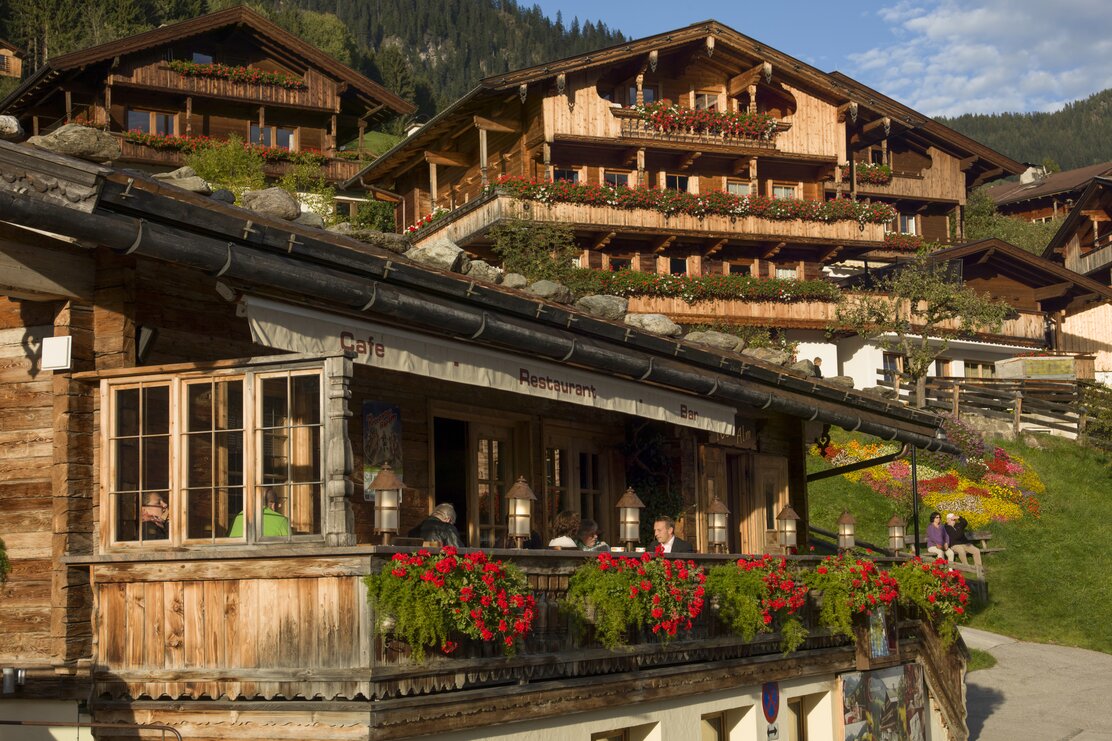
xmin=0 ymin=700 xmax=89 ymax=740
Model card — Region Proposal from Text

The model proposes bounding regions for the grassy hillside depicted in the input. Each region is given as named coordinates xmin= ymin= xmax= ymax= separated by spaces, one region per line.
xmin=808 ymin=433 xmax=1112 ymax=654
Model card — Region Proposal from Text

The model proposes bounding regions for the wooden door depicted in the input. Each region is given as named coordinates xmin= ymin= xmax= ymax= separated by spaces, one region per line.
xmin=726 ymin=453 xmax=752 ymax=553
xmin=751 ymin=454 xmax=789 ymax=554
xmin=469 ymin=422 xmax=514 ymax=548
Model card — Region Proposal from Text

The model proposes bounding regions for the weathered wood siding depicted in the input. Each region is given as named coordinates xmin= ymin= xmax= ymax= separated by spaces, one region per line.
xmin=1061 ymin=303 xmax=1112 ymax=372
xmin=855 ymin=148 xmax=966 ymax=204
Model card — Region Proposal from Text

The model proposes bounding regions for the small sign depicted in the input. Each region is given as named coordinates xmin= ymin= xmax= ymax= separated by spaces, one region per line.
xmin=41 ymin=336 xmax=72 ymax=371
xmin=762 ymin=681 xmax=780 ymax=723
xmin=766 ymin=722 xmax=780 ymax=740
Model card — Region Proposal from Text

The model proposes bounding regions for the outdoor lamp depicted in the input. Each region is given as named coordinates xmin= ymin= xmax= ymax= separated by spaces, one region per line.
xmin=837 ymin=510 xmax=857 ymax=551
xmin=506 ymin=476 xmax=537 ymax=548
xmin=887 ymin=514 xmax=907 ymax=554
xmin=707 ymin=495 xmax=730 ymax=553
xmin=371 ymin=463 xmax=404 ymax=545
xmin=776 ymin=503 xmax=801 ymax=551
xmin=616 ymin=487 xmax=645 ymax=550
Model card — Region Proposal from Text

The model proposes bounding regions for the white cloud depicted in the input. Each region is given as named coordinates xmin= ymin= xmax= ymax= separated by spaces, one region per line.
xmin=847 ymin=0 xmax=1112 ymax=116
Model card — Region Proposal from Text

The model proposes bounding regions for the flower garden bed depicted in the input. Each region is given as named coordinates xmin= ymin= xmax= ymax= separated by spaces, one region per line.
xmin=490 ymin=175 xmax=898 ymax=225
xmin=563 ymin=268 xmax=841 ymax=304
xmin=168 ymin=59 xmax=308 ymax=90
xmin=122 ymin=131 xmax=327 ymax=165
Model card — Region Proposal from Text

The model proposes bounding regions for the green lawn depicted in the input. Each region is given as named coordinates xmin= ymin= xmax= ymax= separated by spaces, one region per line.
xmin=807 ymin=433 xmax=1112 ymax=654
xmin=341 ymin=130 xmax=403 ymax=159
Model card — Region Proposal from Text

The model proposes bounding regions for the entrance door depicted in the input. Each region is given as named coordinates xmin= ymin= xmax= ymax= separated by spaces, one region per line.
xmin=750 ymin=454 xmax=789 ymax=554
xmin=470 ymin=422 xmax=514 ymax=548
xmin=726 ymin=453 xmax=752 ymax=553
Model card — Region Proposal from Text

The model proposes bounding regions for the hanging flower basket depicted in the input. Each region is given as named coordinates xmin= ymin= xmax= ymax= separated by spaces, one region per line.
xmin=168 ymin=59 xmax=308 ymax=90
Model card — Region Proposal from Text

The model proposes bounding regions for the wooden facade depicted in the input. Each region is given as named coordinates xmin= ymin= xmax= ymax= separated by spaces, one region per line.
xmin=0 ymin=7 xmax=412 ymax=184
xmin=0 ymin=139 xmax=974 ymax=739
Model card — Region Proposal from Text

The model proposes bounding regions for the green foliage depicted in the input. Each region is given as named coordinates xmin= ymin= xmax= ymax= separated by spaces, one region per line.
xmin=704 ymin=556 xmax=810 ymax=654
xmin=351 ymin=199 xmax=396 ymax=233
xmin=277 ymin=162 xmax=337 ymax=224
xmin=890 ymin=559 xmax=971 ymax=647
xmin=185 ymin=135 xmax=266 ymax=200
xmin=563 ymin=269 xmax=841 ymax=304
xmin=489 ymin=219 xmax=578 ymax=284
xmin=964 ymin=188 xmax=1062 ymax=255
xmin=967 ymin=648 xmax=997 ymax=672
xmin=269 ymin=8 xmax=359 ymax=66
xmin=1081 ymin=382 xmax=1112 ymax=451
xmin=704 ymin=563 xmax=768 ymax=642
xmin=679 ymin=323 xmax=788 ymax=351
xmin=835 ymin=249 xmax=1011 ymax=406
xmin=0 ymin=536 xmax=10 ymax=585
xmin=940 ymin=88 xmax=1112 ymax=171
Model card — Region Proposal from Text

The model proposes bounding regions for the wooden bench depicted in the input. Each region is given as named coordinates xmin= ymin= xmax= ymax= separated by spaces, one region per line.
xmin=915 ymin=530 xmax=1004 ymax=556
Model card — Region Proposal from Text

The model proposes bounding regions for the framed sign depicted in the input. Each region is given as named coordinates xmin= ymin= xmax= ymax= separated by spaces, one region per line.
xmin=363 ymin=402 xmax=402 ymax=502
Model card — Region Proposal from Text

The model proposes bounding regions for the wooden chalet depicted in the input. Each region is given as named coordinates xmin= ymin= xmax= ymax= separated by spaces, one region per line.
xmin=0 ymin=7 xmax=412 ymax=185
xmin=0 ymin=40 xmax=23 ymax=80
xmin=352 ymin=21 xmax=1022 ymax=280
xmin=985 ymin=162 xmax=1112 ymax=223
xmin=1042 ymin=177 xmax=1112 ymax=382
xmin=0 ymin=139 xmax=977 ymax=739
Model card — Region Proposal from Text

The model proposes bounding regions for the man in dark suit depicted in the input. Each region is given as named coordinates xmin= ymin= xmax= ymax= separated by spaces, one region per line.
xmin=653 ymin=516 xmax=694 ymax=554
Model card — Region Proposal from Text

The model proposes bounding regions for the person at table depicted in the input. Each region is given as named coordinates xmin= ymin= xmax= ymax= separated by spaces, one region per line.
xmin=140 ymin=492 xmax=169 ymax=540
xmin=547 ymin=510 xmax=581 ymax=549
xmin=408 ymin=502 xmax=464 ymax=548
xmin=926 ymin=511 xmax=954 ymax=562
xmin=654 ymin=516 xmax=694 ymax=554
xmin=228 ymin=487 xmax=290 ymax=538
xmin=577 ymin=518 xmax=610 ymax=553
xmin=945 ymin=512 xmax=982 ymax=568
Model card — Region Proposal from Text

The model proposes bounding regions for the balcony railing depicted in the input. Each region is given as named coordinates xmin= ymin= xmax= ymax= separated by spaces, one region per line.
xmin=414 ymin=192 xmax=887 ymax=247
xmin=611 ymin=108 xmax=787 ymax=150
xmin=109 ymin=65 xmax=338 ymax=111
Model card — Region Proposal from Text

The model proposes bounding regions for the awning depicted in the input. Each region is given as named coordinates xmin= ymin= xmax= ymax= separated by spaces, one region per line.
xmin=245 ymin=296 xmax=736 ymax=435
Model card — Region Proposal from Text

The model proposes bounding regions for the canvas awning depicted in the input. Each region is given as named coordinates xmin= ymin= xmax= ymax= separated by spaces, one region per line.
xmin=245 ymin=296 xmax=737 ymax=435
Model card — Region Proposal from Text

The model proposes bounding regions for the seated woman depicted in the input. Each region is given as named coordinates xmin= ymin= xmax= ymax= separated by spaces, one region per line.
xmin=577 ymin=518 xmax=610 ymax=553
xmin=926 ymin=511 xmax=954 ymax=562
xmin=547 ymin=510 xmax=581 ymax=549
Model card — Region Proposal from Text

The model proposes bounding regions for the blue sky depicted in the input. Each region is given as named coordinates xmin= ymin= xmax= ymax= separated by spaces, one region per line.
xmin=531 ymin=0 xmax=1112 ymax=117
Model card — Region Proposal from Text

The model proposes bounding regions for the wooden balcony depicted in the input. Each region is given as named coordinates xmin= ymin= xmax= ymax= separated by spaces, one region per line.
xmin=109 ymin=65 xmax=339 ymax=112
xmin=611 ymin=108 xmax=786 ymax=152
xmin=84 ymin=548 xmax=964 ymax=738
xmin=114 ymin=135 xmax=365 ymax=183
xmin=416 ymin=192 xmax=888 ymax=249
xmin=1068 ymin=242 xmax=1112 ymax=277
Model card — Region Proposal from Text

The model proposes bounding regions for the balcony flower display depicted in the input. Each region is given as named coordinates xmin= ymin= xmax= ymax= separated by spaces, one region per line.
xmin=856 ymin=162 xmax=894 ymax=185
xmin=365 ymin=546 xmax=536 ymax=660
xmin=490 ymin=175 xmax=898 ymax=225
xmin=804 ymin=552 xmax=900 ymax=640
xmin=122 ymin=130 xmax=327 ymax=165
xmin=564 ymin=269 xmax=841 ymax=304
xmin=890 ymin=557 xmax=971 ymax=646
xmin=404 ymin=207 xmax=450 ymax=234
xmin=168 ymin=59 xmax=308 ymax=90
xmin=705 ymin=555 xmax=810 ymax=653
xmin=883 ymin=232 xmax=923 ymax=250
xmin=632 ymin=101 xmax=779 ymax=140
xmin=565 ymin=549 xmax=707 ymax=649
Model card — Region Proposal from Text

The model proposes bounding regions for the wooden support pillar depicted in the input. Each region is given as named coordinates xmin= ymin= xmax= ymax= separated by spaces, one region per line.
xmin=952 ymin=384 xmax=960 ymax=416
xmin=881 ymin=138 xmax=889 ymax=166
xmin=32 ymin=116 xmax=39 ymax=136
xmin=748 ymin=84 xmax=757 ymax=114
xmin=1013 ymin=391 xmax=1023 ymax=438
xmin=330 ymin=113 xmax=338 ymax=153
xmin=636 ymin=73 xmax=645 ymax=106
xmin=103 ymin=84 xmax=112 ymax=128
xmin=257 ymin=106 xmax=265 ymax=144
xmin=64 ymin=90 xmax=72 ymax=122
xmin=479 ymin=127 xmax=489 ymax=187
xmin=636 ymin=148 xmax=646 ymax=186
xmin=358 ymin=123 xmax=366 ymax=160
xmin=185 ymin=96 xmax=192 ymax=135
xmin=429 ymin=162 xmax=438 ymax=209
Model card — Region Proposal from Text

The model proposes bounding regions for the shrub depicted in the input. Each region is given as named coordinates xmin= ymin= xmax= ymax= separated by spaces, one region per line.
xmin=890 ymin=557 xmax=971 ymax=646
xmin=184 ymin=135 xmax=266 ymax=200
xmin=278 ymin=162 xmax=337 ymax=224
xmin=804 ymin=553 xmax=899 ymax=640
xmin=490 ymin=219 xmax=579 ymax=283
xmin=562 ymin=268 xmax=841 ymax=304
xmin=705 ymin=555 xmax=809 ymax=653
xmin=351 ymin=199 xmax=396 ymax=232
xmin=0 ymin=537 xmax=9 ymax=585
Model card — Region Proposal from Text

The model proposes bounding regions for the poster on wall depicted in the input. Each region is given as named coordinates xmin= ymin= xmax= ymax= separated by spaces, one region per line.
xmin=842 ymin=664 xmax=927 ymax=741
xmin=363 ymin=402 xmax=403 ymax=502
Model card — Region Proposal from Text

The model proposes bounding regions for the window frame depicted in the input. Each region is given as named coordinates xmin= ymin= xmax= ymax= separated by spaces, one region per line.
xmin=771 ymin=182 xmax=799 ymax=200
xmin=665 ymin=173 xmax=689 ymax=192
xmin=126 ymin=108 xmax=176 ymax=136
xmin=249 ymin=123 xmax=298 ymax=150
xmin=551 ymin=167 xmax=580 ymax=183
xmin=101 ymin=358 xmax=336 ymax=551
xmin=604 ymin=170 xmax=630 ymax=187
xmin=694 ymin=90 xmax=719 ymax=111
xmin=899 ymin=213 xmax=918 ymax=236
xmin=628 ymin=84 xmax=659 ymax=106
xmin=726 ymin=179 xmax=753 ymax=196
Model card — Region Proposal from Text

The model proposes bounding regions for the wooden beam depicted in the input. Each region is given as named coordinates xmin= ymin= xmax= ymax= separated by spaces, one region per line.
xmin=652 ymin=235 xmax=676 ymax=253
xmin=861 ymin=116 xmax=890 ymax=136
xmin=678 ymin=151 xmax=701 ymax=171
xmin=971 ymin=166 xmax=1005 ymax=188
xmin=474 ymin=115 xmax=516 ymax=133
xmin=974 ymin=247 xmax=996 ymax=265
xmin=837 ymin=101 xmax=859 ymax=124
xmin=358 ymin=103 xmax=386 ymax=124
xmin=424 ymin=150 xmax=471 ymax=167
xmin=762 ymin=241 xmax=786 ymax=259
xmin=727 ymin=61 xmax=772 ymax=97
xmin=1032 ymin=282 xmax=1073 ymax=301
xmin=593 ymin=231 xmax=617 ymax=250
xmin=0 ymin=229 xmax=94 ymax=300
xmin=622 ymin=148 xmax=639 ymax=167
xmin=958 ymin=155 xmax=978 ymax=172
xmin=818 ymin=244 xmax=843 ymax=262
xmin=704 ymin=238 xmax=728 ymax=257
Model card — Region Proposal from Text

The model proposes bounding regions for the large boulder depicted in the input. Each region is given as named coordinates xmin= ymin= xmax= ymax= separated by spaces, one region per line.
xmin=210 ymin=189 xmax=236 ymax=204
xmin=502 ymin=273 xmax=528 ymax=289
xmin=294 ymin=211 xmax=326 ymax=229
xmin=684 ymin=330 xmax=742 ymax=352
xmin=741 ymin=346 xmax=792 ymax=366
xmin=862 ymin=386 xmax=900 ymax=400
xmin=527 ymin=280 xmax=573 ymax=304
xmin=327 ymin=221 xmax=354 ymax=235
xmin=404 ymin=237 xmax=469 ymax=272
xmin=241 ymin=187 xmax=301 ymax=220
xmin=790 ymin=359 xmax=819 ymax=377
xmin=826 ymin=375 xmax=855 ymax=388
xmin=161 ymin=176 xmax=211 ymax=195
xmin=625 ymin=313 xmax=682 ymax=337
xmin=574 ymin=294 xmax=628 ymax=321
xmin=0 ymin=115 xmax=23 ymax=141
xmin=28 ymin=124 xmax=121 ymax=162
xmin=465 ymin=260 xmax=502 ymax=284
xmin=152 ymin=166 xmax=197 ymax=181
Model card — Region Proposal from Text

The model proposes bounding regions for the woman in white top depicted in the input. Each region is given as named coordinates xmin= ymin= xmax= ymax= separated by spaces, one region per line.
xmin=548 ymin=510 xmax=581 ymax=549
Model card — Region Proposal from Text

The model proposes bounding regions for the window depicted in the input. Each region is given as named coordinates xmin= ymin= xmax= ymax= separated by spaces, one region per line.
xmin=250 ymin=123 xmax=297 ymax=150
xmin=610 ymin=257 xmax=631 ymax=272
xmin=772 ymin=183 xmax=798 ymax=199
xmin=899 ymin=213 xmax=918 ymax=235
xmin=965 ymin=361 xmax=995 ymax=379
xmin=107 ymin=366 xmax=323 ymax=546
xmin=192 ymin=52 xmax=213 ymax=64
xmin=670 ymin=257 xmax=688 ymax=275
xmin=775 ymin=266 xmax=798 ymax=280
xmin=694 ymin=91 xmax=718 ymax=111
xmin=882 ymin=352 xmax=905 ymax=383
xmin=665 ymin=174 xmax=689 ymax=192
xmin=628 ymin=84 xmax=658 ymax=105
xmin=871 ymin=148 xmax=885 ymax=165
xmin=728 ymin=262 xmax=751 ymax=276
xmin=701 ymin=711 xmax=726 ymax=741
xmin=127 ymin=109 xmax=175 ymax=135
xmin=604 ymin=171 xmax=629 ymax=187
xmin=552 ymin=168 xmax=579 ymax=183
xmin=726 ymin=179 xmax=752 ymax=196
xmin=935 ymin=358 xmax=952 ymax=377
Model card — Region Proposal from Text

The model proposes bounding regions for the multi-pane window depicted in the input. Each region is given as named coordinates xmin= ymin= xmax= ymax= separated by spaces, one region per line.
xmin=772 ymin=183 xmax=798 ymax=199
xmin=610 ymin=257 xmax=631 ymax=272
xmin=665 ymin=174 xmax=689 ymax=192
xmin=670 ymin=257 xmax=688 ymax=275
xmin=728 ymin=262 xmax=751 ymax=276
xmin=127 ymin=109 xmax=174 ymax=135
xmin=552 ymin=168 xmax=579 ymax=183
xmin=775 ymin=266 xmax=798 ymax=280
xmin=107 ymin=368 xmax=323 ymax=546
xmin=604 ymin=171 xmax=629 ymax=187
xmin=250 ymin=123 xmax=297 ymax=150
xmin=694 ymin=91 xmax=718 ymax=111
xmin=578 ymin=451 xmax=603 ymax=524
xmin=544 ymin=447 xmax=568 ymax=527
xmin=628 ymin=85 xmax=658 ymax=105
xmin=871 ymin=148 xmax=885 ymax=165
xmin=726 ymin=179 xmax=752 ymax=196
xmin=475 ymin=434 xmax=507 ymax=548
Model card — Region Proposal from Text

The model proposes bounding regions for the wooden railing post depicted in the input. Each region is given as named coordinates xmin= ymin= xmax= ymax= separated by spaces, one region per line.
xmin=1013 ymin=390 xmax=1023 ymax=438
xmin=951 ymin=383 xmax=960 ymax=417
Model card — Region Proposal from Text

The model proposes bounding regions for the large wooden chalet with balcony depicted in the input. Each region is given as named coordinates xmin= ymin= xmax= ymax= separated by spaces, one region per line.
xmin=0 ymin=6 xmax=412 ymax=186
xmin=0 ymin=126 xmax=975 ymax=740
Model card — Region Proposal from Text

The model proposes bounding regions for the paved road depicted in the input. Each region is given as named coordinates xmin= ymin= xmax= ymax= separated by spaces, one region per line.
xmin=961 ymin=627 xmax=1112 ymax=740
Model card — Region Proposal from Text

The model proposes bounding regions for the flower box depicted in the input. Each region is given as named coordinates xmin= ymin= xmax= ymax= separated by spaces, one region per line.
xmin=995 ymin=355 xmax=1083 ymax=380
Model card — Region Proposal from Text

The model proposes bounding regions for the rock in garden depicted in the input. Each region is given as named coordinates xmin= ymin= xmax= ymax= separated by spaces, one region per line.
xmin=790 ymin=359 xmax=818 ymax=377
xmin=574 ymin=294 xmax=628 ymax=321
xmin=0 ymin=115 xmax=25 ymax=140
xmin=152 ymin=166 xmax=197 ymax=181
xmin=625 ymin=313 xmax=682 ymax=337
xmin=160 ymin=176 xmax=211 ymax=195
xmin=404 ymin=237 xmax=469 ymax=272
xmin=741 ymin=347 xmax=792 ymax=366
xmin=684 ymin=330 xmax=742 ymax=352
xmin=327 ymin=221 xmax=354 ymax=235
xmin=209 ymin=189 xmax=236 ymax=204
xmin=240 ymin=187 xmax=301 ymax=220
xmin=862 ymin=386 xmax=899 ymax=400
xmin=826 ymin=375 xmax=855 ymax=388
xmin=294 ymin=211 xmax=326 ymax=229
xmin=27 ymin=124 xmax=121 ymax=162
xmin=527 ymin=280 xmax=573 ymax=304
xmin=465 ymin=260 xmax=502 ymax=283
xmin=358 ymin=231 xmax=409 ymax=254
xmin=502 ymin=273 xmax=528 ymax=289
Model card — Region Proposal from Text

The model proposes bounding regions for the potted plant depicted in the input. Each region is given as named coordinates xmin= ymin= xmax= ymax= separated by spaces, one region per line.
xmin=805 ymin=553 xmax=900 ymax=640
xmin=890 ymin=557 xmax=971 ymax=646
xmin=705 ymin=555 xmax=810 ymax=654
xmin=364 ymin=546 xmax=536 ymax=660
xmin=564 ymin=549 xmax=707 ymax=649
